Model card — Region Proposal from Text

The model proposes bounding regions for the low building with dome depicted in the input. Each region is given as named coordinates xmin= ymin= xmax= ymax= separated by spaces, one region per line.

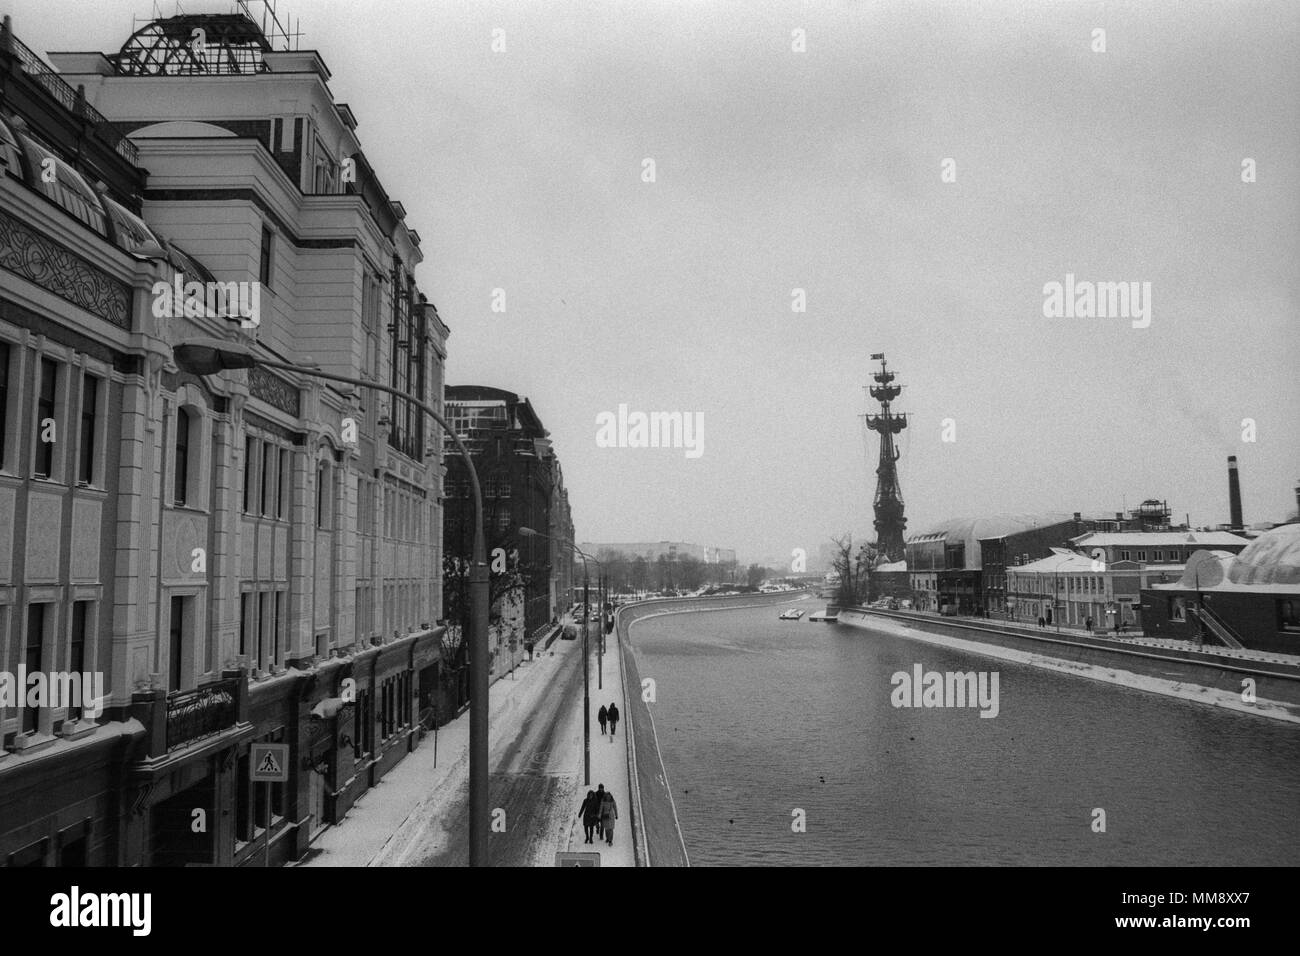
xmin=1141 ymin=523 xmax=1300 ymax=654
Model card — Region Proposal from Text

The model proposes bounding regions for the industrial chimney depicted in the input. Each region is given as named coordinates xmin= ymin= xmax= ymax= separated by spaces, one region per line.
xmin=1227 ymin=456 xmax=1244 ymax=530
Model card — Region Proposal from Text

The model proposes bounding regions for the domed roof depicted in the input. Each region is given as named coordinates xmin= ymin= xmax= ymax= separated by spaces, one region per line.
xmin=1178 ymin=550 xmax=1235 ymax=588
xmin=1226 ymin=523 xmax=1300 ymax=586
xmin=913 ymin=513 xmax=1076 ymax=569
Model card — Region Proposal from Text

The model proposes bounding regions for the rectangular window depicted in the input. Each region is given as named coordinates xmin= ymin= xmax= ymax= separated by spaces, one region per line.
xmin=68 ymin=601 xmax=88 ymax=720
xmin=1137 ymin=551 xmax=1146 ymax=562
xmin=173 ymin=410 xmax=190 ymax=506
xmin=1278 ymin=599 xmax=1300 ymax=633
xmin=257 ymin=592 xmax=268 ymax=670
xmin=260 ymin=440 xmax=274 ymax=515
xmin=316 ymin=464 xmax=329 ymax=528
xmin=243 ymin=437 xmax=257 ymax=513
xmin=1152 ymin=551 xmax=1162 ymax=562
xmin=273 ymin=591 xmax=285 ymax=666
xmin=277 ymin=448 xmax=290 ymax=519
xmin=1119 ymin=550 xmax=1130 ymax=561
xmin=239 ymin=593 xmax=250 ymax=659
xmin=34 ymin=358 xmax=57 ymax=479
xmin=24 ymin=604 xmax=46 ymax=734
xmin=78 ymin=373 xmax=97 ymax=485
xmin=169 ymin=595 xmax=185 ymax=690
xmin=259 ymin=226 xmax=273 ymax=288
xmin=0 ymin=341 xmax=9 ymax=470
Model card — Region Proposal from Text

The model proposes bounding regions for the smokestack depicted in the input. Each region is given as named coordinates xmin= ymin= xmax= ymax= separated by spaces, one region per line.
xmin=1227 ymin=456 xmax=1243 ymax=530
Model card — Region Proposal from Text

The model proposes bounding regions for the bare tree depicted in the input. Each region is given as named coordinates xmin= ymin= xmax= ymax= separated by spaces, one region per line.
xmin=830 ymin=534 xmax=873 ymax=607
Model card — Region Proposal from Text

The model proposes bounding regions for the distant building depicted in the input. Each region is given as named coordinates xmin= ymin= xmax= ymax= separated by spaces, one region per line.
xmin=1140 ymin=523 xmax=1300 ymax=654
xmin=1003 ymin=531 xmax=1250 ymax=630
xmin=906 ymin=513 xmax=1077 ymax=614
xmin=581 ymin=541 xmax=736 ymax=565
xmin=443 ymin=386 xmax=567 ymax=672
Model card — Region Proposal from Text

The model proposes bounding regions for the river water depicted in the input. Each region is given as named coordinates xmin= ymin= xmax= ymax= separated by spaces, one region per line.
xmin=629 ymin=603 xmax=1300 ymax=866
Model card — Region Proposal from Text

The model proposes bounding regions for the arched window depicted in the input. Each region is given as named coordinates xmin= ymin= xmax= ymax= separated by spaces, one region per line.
xmin=174 ymin=408 xmax=191 ymax=506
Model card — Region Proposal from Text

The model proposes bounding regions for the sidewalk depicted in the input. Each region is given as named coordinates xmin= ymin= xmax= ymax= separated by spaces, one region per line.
xmin=562 ymin=627 xmax=635 ymax=867
xmin=295 ymin=635 xmax=571 ymax=868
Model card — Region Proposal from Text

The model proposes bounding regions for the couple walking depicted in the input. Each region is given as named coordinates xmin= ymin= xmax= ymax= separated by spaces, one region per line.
xmin=578 ymin=784 xmax=619 ymax=846
xmin=597 ymin=702 xmax=620 ymax=737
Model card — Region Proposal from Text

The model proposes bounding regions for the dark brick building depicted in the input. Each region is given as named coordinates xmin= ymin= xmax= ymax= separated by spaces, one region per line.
xmin=443 ymin=386 xmax=568 ymax=676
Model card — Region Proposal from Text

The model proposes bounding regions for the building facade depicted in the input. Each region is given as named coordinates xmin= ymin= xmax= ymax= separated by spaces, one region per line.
xmin=1 ymin=12 xmax=448 ymax=866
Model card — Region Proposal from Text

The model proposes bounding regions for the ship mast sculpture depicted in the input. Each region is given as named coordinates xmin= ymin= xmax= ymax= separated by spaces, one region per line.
xmin=864 ymin=353 xmax=908 ymax=561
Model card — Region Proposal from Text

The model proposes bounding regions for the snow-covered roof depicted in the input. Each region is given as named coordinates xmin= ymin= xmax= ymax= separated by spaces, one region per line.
xmin=1149 ymin=527 xmax=1300 ymax=593
xmin=874 ymin=560 xmax=907 ymax=573
xmin=1069 ymin=531 xmax=1250 ymax=548
xmin=1008 ymin=548 xmax=1094 ymax=574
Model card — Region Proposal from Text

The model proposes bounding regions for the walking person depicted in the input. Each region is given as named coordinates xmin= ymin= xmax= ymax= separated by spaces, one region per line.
xmin=599 ymin=787 xmax=619 ymax=846
xmin=597 ymin=704 xmax=608 ymax=736
xmin=578 ymin=789 xmax=600 ymax=844
xmin=593 ymin=783 xmax=606 ymax=839
xmin=607 ymin=702 xmax=619 ymax=738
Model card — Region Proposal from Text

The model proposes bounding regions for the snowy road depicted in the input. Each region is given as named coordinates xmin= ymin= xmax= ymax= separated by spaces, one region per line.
xmin=415 ymin=635 xmax=588 ymax=867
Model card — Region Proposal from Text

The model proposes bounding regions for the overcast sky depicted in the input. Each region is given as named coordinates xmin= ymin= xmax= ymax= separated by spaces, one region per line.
xmin=18 ymin=0 xmax=1299 ymax=564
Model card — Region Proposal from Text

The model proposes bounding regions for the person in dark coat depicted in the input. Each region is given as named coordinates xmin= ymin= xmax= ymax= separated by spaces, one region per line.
xmin=599 ymin=788 xmax=618 ymax=846
xmin=607 ymin=702 xmax=619 ymax=737
xmin=578 ymin=789 xmax=600 ymax=844
xmin=597 ymin=704 xmax=608 ymax=735
xmin=592 ymin=783 xmax=606 ymax=837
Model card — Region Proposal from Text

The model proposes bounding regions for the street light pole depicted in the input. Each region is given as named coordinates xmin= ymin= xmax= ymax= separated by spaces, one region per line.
xmin=581 ymin=552 xmax=590 ymax=785
xmin=173 ymin=339 xmax=492 ymax=866
xmin=519 ymin=526 xmax=600 ymax=784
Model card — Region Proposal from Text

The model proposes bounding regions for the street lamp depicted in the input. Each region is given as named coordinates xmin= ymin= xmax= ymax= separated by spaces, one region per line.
xmin=1052 ymin=554 xmax=1074 ymax=633
xmin=519 ymin=526 xmax=600 ymax=784
xmin=173 ymin=338 xmax=493 ymax=866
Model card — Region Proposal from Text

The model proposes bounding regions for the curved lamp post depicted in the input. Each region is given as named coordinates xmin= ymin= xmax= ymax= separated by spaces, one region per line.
xmin=172 ymin=338 xmax=492 ymax=867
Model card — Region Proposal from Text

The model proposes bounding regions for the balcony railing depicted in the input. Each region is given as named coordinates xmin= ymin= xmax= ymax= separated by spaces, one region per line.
xmin=166 ymin=679 xmax=239 ymax=751
xmin=3 ymin=26 xmax=139 ymax=165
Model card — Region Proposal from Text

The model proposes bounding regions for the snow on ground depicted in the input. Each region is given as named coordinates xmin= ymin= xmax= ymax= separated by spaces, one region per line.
xmin=839 ymin=612 xmax=1300 ymax=724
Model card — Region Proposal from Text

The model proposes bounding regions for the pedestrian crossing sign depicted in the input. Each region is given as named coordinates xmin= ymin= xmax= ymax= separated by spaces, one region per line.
xmin=250 ymin=743 xmax=289 ymax=782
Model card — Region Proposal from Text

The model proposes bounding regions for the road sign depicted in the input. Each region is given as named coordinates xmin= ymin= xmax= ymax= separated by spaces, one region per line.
xmin=250 ymin=743 xmax=289 ymax=782
xmin=554 ymin=851 xmax=601 ymax=867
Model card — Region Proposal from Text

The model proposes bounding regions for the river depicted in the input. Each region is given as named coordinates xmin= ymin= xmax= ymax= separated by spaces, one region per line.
xmin=628 ymin=603 xmax=1300 ymax=866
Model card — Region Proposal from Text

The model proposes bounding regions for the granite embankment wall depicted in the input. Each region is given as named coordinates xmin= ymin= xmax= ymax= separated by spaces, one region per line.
xmin=837 ymin=607 xmax=1300 ymax=712
xmin=615 ymin=590 xmax=815 ymax=866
